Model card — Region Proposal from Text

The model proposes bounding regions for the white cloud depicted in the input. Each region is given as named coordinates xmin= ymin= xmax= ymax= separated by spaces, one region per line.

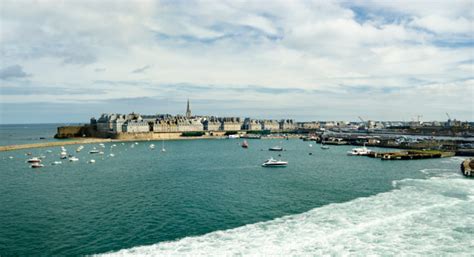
xmin=0 ymin=0 xmax=472 ymax=122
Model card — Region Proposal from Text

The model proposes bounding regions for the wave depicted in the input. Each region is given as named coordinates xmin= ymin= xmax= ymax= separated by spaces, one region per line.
xmin=99 ymin=174 xmax=474 ymax=256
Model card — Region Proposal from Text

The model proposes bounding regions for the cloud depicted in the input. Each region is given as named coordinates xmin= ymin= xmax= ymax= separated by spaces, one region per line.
xmin=0 ymin=65 xmax=30 ymax=80
xmin=0 ymin=0 xmax=472 ymax=122
xmin=131 ymin=65 xmax=152 ymax=74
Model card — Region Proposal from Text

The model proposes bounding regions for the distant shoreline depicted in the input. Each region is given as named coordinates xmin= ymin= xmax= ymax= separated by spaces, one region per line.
xmin=0 ymin=136 xmax=226 ymax=152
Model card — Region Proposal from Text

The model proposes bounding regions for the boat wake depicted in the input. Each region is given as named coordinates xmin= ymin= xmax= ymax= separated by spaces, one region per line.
xmin=99 ymin=172 xmax=474 ymax=256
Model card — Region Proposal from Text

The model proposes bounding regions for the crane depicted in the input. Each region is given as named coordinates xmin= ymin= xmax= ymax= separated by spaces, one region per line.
xmin=446 ymin=113 xmax=451 ymax=121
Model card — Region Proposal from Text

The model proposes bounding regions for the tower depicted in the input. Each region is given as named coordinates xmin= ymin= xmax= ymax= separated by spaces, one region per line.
xmin=186 ymin=99 xmax=191 ymax=118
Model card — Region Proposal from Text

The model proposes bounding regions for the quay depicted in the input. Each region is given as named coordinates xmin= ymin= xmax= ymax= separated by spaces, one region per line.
xmin=367 ymin=150 xmax=455 ymax=160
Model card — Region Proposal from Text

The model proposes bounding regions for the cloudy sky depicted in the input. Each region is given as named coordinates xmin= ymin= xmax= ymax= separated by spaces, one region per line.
xmin=0 ymin=0 xmax=473 ymax=124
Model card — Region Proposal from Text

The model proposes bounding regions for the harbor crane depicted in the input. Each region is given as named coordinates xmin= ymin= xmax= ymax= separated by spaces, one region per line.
xmin=446 ymin=113 xmax=451 ymax=121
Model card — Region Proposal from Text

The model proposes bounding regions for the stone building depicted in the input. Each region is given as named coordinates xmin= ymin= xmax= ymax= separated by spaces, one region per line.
xmin=219 ymin=117 xmax=243 ymax=131
xmin=122 ymin=120 xmax=150 ymax=133
xmin=261 ymin=119 xmax=280 ymax=131
xmin=243 ymin=118 xmax=262 ymax=131
xmin=297 ymin=122 xmax=320 ymax=129
xmin=280 ymin=119 xmax=296 ymax=130
xmin=202 ymin=116 xmax=221 ymax=131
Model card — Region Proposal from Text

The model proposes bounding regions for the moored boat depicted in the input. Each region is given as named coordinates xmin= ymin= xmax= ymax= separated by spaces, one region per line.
xmin=27 ymin=157 xmax=42 ymax=163
xmin=269 ymin=146 xmax=283 ymax=151
xmin=31 ymin=163 xmax=44 ymax=168
xmin=69 ymin=157 xmax=79 ymax=162
xmin=242 ymin=140 xmax=249 ymax=148
xmin=347 ymin=145 xmax=372 ymax=156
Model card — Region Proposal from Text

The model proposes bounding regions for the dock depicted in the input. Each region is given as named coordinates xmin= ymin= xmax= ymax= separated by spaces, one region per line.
xmin=367 ymin=150 xmax=455 ymax=160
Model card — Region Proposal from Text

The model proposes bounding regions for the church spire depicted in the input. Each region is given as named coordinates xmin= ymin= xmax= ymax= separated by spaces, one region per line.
xmin=186 ymin=99 xmax=191 ymax=118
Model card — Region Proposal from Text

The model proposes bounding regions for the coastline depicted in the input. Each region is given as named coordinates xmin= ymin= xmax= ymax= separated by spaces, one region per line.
xmin=0 ymin=136 xmax=226 ymax=152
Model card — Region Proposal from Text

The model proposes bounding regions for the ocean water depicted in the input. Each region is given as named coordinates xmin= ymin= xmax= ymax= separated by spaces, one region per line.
xmin=0 ymin=123 xmax=73 ymax=146
xmin=0 ymin=134 xmax=472 ymax=256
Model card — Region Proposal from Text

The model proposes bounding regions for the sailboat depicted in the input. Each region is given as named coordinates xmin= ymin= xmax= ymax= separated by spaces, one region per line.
xmin=161 ymin=139 xmax=166 ymax=152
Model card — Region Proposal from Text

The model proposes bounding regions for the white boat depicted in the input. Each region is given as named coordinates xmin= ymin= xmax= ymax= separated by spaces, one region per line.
xmin=76 ymin=145 xmax=84 ymax=152
xmin=52 ymin=161 xmax=62 ymax=165
xmin=320 ymin=142 xmax=329 ymax=150
xmin=347 ymin=145 xmax=372 ymax=156
xmin=228 ymin=134 xmax=240 ymax=139
xmin=60 ymin=151 xmax=68 ymax=159
xmin=31 ymin=163 xmax=44 ymax=168
xmin=269 ymin=146 xmax=283 ymax=151
xmin=69 ymin=157 xmax=79 ymax=162
xmin=88 ymin=159 xmax=96 ymax=164
xmin=89 ymin=148 xmax=100 ymax=154
xmin=27 ymin=157 xmax=42 ymax=163
xmin=262 ymin=157 xmax=288 ymax=167
xmin=99 ymin=151 xmax=104 ymax=155
xmin=109 ymin=153 xmax=115 ymax=157
xmin=99 ymin=143 xmax=105 ymax=148
xmin=149 ymin=144 xmax=155 ymax=149
xmin=46 ymin=150 xmax=52 ymax=153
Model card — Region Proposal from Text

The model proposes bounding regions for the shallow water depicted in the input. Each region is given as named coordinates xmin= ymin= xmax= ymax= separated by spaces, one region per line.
xmin=0 ymin=138 xmax=471 ymax=256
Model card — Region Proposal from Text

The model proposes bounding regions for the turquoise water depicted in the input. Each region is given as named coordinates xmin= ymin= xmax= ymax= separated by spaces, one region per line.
xmin=0 ymin=137 xmax=472 ymax=256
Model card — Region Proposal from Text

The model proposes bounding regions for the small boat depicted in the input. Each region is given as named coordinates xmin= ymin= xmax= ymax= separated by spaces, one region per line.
xmin=99 ymin=143 xmax=105 ymax=148
xmin=88 ymin=159 xmax=96 ymax=164
xmin=76 ymin=145 xmax=84 ymax=152
xmin=99 ymin=151 xmax=104 ymax=155
xmin=69 ymin=157 xmax=79 ymax=162
xmin=109 ymin=153 xmax=115 ymax=157
xmin=228 ymin=134 xmax=240 ymax=139
xmin=135 ymin=142 xmax=139 ymax=145
xmin=60 ymin=151 xmax=68 ymax=159
xmin=46 ymin=150 xmax=52 ymax=153
xmin=241 ymin=140 xmax=249 ymax=148
xmin=52 ymin=161 xmax=62 ymax=165
xmin=27 ymin=157 xmax=42 ymax=163
xmin=262 ymin=157 xmax=288 ymax=167
xmin=269 ymin=146 xmax=283 ymax=151
xmin=320 ymin=142 xmax=329 ymax=150
xmin=149 ymin=144 xmax=155 ymax=149
xmin=347 ymin=145 xmax=372 ymax=156
xmin=309 ymin=144 xmax=313 ymax=148
xmin=8 ymin=156 xmax=14 ymax=159
xmin=31 ymin=163 xmax=44 ymax=168
xmin=89 ymin=148 xmax=100 ymax=154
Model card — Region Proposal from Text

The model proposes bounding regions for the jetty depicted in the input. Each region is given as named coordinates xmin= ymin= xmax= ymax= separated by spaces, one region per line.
xmin=367 ymin=150 xmax=455 ymax=160
xmin=460 ymin=158 xmax=474 ymax=177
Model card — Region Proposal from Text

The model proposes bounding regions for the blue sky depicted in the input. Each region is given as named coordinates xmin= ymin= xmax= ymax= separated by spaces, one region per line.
xmin=0 ymin=0 xmax=473 ymax=124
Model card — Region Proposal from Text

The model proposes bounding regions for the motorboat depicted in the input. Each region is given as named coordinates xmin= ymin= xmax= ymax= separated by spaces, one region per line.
xmin=262 ymin=157 xmax=288 ymax=167
xmin=89 ymin=148 xmax=100 ymax=154
xmin=52 ymin=161 xmax=62 ymax=165
xmin=347 ymin=145 xmax=372 ymax=156
xmin=269 ymin=146 xmax=283 ymax=151
xmin=321 ymin=145 xmax=330 ymax=150
xmin=109 ymin=153 xmax=115 ymax=157
xmin=88 ymin=159 xmax=96 ymax=164
xmin=99 ymin=143 xmax=105 ymax=148
xmin=69 ymin=157 xmax=79 ymax=162
xmin=31 ymin=163 xmax=44 ymax=168
xmin=241 ymin=140 xmax=249 ymax=148
xmin=60 ymin=151 xmax=68 ymax=159
xmin=76 ymin=145 xmax=84 ymax=152
xmin=27 ymin=157 xmax=41 ymax=163
xmin=149 ymin=144 xmax=155 ymax=149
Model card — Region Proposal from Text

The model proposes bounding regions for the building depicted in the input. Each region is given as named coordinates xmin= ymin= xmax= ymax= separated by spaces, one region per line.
xmin=243 ymin=118 xmax=262 ymax=131
xmin=261 ymin=119 xmax=280 ymax=131
xmin=186 ymin=99 xmax=192 ymax=118
xmin=219 ymin=117 xmax=243 ymax=131
xmin=279 ymin=119 xmax=296 ymax=131
xmin=202 ymin=116 xmax=221 ymax=131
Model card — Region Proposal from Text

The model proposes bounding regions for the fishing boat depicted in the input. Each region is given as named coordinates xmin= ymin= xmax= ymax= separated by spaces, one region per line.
xmin=241 ymin=140 xmax=249 ymax=148
xmin=261 ymin=157 xmax=288 ymax=167
xmin=31 ymin=163 xmax=44 ymax=168
xmin=27 ymin=157 xmax=41 ymax=163
xmin=269 ymin=146 xmax=283 ymax=151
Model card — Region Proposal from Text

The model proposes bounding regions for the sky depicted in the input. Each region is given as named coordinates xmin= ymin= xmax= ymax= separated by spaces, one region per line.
xmin=0 ymin=0 xmax=473 ymax=124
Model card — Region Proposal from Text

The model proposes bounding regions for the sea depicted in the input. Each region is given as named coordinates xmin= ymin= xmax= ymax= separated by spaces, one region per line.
xmin=0 ymin=124 xmax=472 ymax=256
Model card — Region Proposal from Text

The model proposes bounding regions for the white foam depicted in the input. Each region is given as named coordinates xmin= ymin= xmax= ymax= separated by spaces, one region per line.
xmin=100 ymin=176 xmax=474 ymax=256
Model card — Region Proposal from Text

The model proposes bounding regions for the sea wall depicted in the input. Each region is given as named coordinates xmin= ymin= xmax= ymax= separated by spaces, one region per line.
xmin=112 ymin=132 xmax=183 ymax=140
xmin=55 ymin=126 xmax=87 ymax=138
